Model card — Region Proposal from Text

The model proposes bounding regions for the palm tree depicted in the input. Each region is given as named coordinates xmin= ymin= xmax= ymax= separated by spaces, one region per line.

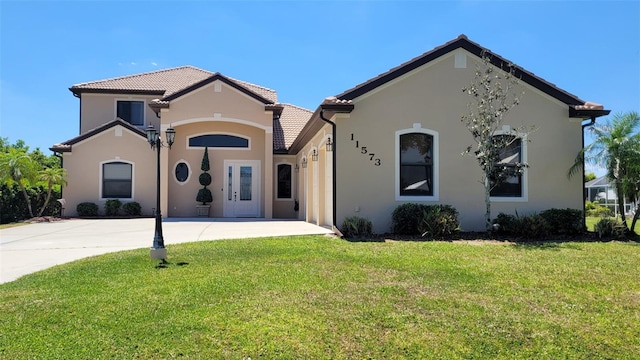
xmin=36 ymin=167 xmax=67 ymax=217
xmin=569 ymin=111 xmax=640 ymax=231
xmin=0 ymin=147 xmax=38 ymax=218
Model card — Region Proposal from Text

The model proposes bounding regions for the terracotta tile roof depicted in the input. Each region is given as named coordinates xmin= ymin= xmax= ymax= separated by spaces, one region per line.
xmin=336 ymin=34 xmax=587 ymax=107
xmin=50 ymin=118 xmax=145 ymax=152
xmin=69 ymin=65 xmax=278 ymax=103
xmin=274 ymin=103 xmax=313 ymax=150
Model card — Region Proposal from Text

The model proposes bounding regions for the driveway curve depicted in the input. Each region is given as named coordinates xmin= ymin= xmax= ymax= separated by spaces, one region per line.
xmin=0 ymin=218 xmax=333 ymax=284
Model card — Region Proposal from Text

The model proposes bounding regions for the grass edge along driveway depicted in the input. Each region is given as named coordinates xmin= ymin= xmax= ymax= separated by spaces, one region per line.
xmin=1 ymin=236 xmax=638 ymax=359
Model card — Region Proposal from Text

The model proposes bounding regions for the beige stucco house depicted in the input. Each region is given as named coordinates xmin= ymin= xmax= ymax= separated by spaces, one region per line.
xmin=52 ymin=35 xmax=609 ymax=232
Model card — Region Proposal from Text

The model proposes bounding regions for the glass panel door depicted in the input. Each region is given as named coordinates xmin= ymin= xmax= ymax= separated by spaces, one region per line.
xmin=223 ymin=161 xmax=260 ymax=217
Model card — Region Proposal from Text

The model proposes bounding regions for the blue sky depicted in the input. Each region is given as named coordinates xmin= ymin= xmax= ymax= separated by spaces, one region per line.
xmin=1 ymin=1 xmax=638 ymax=175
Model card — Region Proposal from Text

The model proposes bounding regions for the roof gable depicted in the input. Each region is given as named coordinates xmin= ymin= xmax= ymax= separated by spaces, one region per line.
xmin=162 ymin=73 xmax=274 ymax=104
xmin=69 ymin=66 xmax=278 ymax=103
xmin=336 ymin=34 xmax=585 ymax=106
xmin=50 ymin=118 xmax=145 ymax=152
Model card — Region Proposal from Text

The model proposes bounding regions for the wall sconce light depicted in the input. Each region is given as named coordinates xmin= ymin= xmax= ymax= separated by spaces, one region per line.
xmin=301 ymin=158 xmax=308 ymax=168
xmin=294 ymin=164 xmax=299 ymax=173
xmin=326 ymin=137 xmax=333 ymax=152
xmin=312 ymin=149 xmax=318 ymax=161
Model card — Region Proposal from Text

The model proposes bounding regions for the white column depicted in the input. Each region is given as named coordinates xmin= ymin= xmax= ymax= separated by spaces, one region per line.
xmin=264 ymin=129 xmax=273 ymax=218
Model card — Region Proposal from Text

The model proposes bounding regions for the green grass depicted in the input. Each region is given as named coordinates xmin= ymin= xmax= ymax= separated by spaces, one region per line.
xmin=1 ymin=236 xmax=639 ymax=359
xmin=0 ymin=222 xmax=29 ymax=230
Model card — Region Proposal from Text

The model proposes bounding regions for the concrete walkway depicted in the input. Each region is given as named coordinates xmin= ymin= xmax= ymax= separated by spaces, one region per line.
xmin=0 ymin=218 xmax=334 ymax=284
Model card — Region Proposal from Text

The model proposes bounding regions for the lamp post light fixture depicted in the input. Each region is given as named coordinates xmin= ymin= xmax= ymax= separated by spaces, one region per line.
xmin=312 ymin=149 xmax=318 ymax=161
xmin=145 ymin=124 xmax=175 ymax=262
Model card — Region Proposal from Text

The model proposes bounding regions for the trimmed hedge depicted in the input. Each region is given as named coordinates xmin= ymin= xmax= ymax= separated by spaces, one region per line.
xmin=122 ymin=202 xmax=142 ymax=216
xmin=77 ymin=202 xmax=99 ymax=217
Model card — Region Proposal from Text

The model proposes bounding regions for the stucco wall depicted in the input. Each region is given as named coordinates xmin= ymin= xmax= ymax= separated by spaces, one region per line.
xmin=331 ymin=50 xmax=583 ymax=233
xmin=79 ymin=94 xmax=160 ymax=134
xmin=60 ymin=126 xmax=157 ymax=216
xmin=160 ymin=80 xmax=273 ymax=218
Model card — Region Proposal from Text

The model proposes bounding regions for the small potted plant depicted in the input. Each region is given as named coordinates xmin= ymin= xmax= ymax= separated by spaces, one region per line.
xmin=196 ymin=147 xmax=213 ymax=216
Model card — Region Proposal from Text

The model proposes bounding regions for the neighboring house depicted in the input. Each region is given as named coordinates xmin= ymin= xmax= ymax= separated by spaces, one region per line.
xmin=585 ymin=176 xmax=637 ymax=216
xmin=51 ymin=35 xmax=609 ymax=232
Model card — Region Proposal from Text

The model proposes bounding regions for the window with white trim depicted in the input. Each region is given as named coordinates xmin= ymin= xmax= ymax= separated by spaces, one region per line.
xmin=396 ymin=126 xmax=439 ymax=201
xmin=102 ymin=162 xmax=132 ymax=198
xmin=116 ymin=101 xmax=144 ymax=126
xmin=277 ymin=163 xmax=293 ymax=199
xmin=490 ymin=135 xmax=524 ymax=198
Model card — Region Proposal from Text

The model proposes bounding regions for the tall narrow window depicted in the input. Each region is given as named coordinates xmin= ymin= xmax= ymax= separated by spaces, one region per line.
xmin=116 ymin=101 xmax=144 ymax=126
xmin=490 ymin=135 xmax=523 ymax=197
xmin=399 ymin=133 xmax=433 ymax=196
xmin=277 ymin=163 xmax=292 ymax=199
xmin=102 ymin=162 xmax=132 ymax=198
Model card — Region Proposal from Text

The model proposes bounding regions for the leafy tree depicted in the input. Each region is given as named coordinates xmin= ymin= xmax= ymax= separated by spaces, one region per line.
xmin=36 ymin=167 xmax=67 ymax=217
xmin=569 ymin=111 xmax=640 ymax=233
xmin=0 ymin=147 xmax=38 ymax=218
xmin=584 ymin=172 xmax=597 ymax=183
xmin=461 ymin=52 xmax=528 ymax=231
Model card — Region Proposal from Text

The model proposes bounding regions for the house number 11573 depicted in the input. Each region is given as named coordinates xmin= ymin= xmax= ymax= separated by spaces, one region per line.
xmin=351 ymin=133 xmax=381 ymax=166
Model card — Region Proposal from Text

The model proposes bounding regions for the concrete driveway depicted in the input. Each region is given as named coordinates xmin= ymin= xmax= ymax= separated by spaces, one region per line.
xmin=0 ymin=218 xmax=334 ymax=284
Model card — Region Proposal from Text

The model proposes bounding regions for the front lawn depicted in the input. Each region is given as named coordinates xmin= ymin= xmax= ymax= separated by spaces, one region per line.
xmin=0 ymin=236 xmax=638 ymax=359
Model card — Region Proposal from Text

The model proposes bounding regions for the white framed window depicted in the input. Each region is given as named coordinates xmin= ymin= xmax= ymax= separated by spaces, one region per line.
xmin=490 ymin=130 xmax=528 ymax=202
xmin=395 ymin=125 xmax=439 ymax=201
xmin=116 ymin=100 xmax=145 ymax=126
xmin=174 ymin=160 xmax=191 ymax=185
xmin=276 ymin=163 xmax=293 ymax=200
xmin=101 ymin=161 xmax=133 ymax=199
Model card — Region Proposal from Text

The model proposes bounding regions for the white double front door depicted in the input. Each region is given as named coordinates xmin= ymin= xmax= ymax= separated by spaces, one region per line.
xmin=223 ymin=160 xmax=260 ymax=217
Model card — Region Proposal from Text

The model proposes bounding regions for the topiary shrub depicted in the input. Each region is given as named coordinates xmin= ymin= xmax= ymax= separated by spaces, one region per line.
xmin=196 ymin=147 xmax=213 ymax=205
xmin=418 ymin=205 xmax=460 ymax=238
xmin=105 ymin=199 xmax=122 ymax=216
xmin=341 ymin=216 xmax=373 ymax=239
xmin=77 ymin=202 xmax=98 ymax=217
xmin=539 ymin=208 xmax=585 ymax=235
xmin=122 ymin=201 xmax=142 ymax=216
xmin=392 ymin=203 xmax=427 ymax=235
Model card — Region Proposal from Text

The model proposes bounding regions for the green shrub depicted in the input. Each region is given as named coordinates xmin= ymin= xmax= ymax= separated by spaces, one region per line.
xmin=392 ymin=203 xmax=427 ymax=235
xmin=518 ymin=214 xmax=551 ymax=239
xmin=539 ymin=208 xmax=585 ymax=235
xmin=104 ymin=199 xmax=122 ymax=216
xmin=0 ymin=184 xmax=62 ymax=223
xmin=587 ymin=206 xmax=613 ymax=217
xmin=493 ymin=212 xmax=551 ymax=239
xmin=594 ymin=218 xmax=628 ymax=239
xmin=341 ymin=216 xmax=373 ymax=239
xmin=77 ymin=202 xmax=98 ymax=217
xmin=493 ymin=213 xmax=518 ymax=234
xmin=122 ymin=202 xmax=142 ymax=216
xmin=418 ymin=205 xmax=460 ymax=238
